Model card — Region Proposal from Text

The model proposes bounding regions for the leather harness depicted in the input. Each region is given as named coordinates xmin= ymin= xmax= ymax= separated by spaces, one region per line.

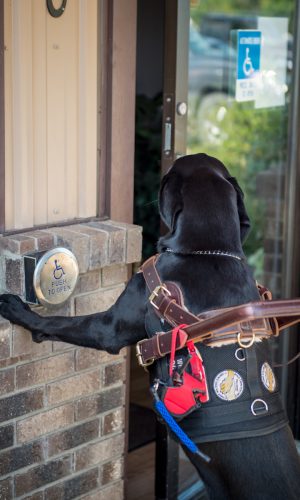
xmin=136 ymin=255 xmax=300 ymax=443
xmin=136 ymin=255 xmax=300 ymax=369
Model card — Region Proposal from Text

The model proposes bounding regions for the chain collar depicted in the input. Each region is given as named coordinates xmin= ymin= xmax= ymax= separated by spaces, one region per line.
xmin=165 ymin=248 xmax=243 ymax=261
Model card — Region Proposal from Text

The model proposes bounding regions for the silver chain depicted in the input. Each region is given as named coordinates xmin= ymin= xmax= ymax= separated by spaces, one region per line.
xmin=165 ymin=248 xmax=242 ymax=261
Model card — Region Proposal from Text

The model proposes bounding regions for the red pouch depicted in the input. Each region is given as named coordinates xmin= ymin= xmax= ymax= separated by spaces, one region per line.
xmin=160 ymin=326 xmax=209 ymax=420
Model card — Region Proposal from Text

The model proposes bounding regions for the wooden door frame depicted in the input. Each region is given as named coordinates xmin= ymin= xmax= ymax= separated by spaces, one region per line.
xmin=161 ymin=0 xmax=189 ymax=176
xmin=157 ymin=2 xmax=190 ymax=498
xmin=0 ymin=0 xmax=5 ymax=234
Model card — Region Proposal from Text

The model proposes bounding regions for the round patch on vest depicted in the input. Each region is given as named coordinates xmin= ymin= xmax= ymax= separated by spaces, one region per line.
xmin=261 ymin=362 xmax=276 ymax=392
xmin=213 ymin=370 xmax=244 ymax=401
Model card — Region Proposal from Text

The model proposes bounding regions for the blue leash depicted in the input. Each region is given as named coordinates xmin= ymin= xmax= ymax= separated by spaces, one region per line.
xmin=151 ymin=385 xmax=210 ymax=463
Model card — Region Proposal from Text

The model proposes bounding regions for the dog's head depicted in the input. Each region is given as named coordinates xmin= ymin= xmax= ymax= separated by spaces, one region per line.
xmin=158 ymin=153 xmax=250 ymax=252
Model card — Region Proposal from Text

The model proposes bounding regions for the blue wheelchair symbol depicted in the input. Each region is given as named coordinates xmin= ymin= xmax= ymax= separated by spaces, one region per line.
xmin=53 ymin=260 xmax=65 ymax=280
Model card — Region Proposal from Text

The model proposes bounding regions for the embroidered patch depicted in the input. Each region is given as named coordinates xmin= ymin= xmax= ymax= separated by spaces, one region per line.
xmin=261 ymin=362 xmax=276 ymax=392
xmin=214 ymin=370 xmax=244 ymax=401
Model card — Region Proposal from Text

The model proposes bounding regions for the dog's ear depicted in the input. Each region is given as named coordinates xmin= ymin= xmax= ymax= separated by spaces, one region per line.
xmin=159 ymin=174 xmax=183 ymax=232
xmin=228 ymin=177 xmax=251 ymax=243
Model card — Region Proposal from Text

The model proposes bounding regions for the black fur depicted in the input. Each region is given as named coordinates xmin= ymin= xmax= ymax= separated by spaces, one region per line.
xmin=1 ymin=153 xmax=300 ymax=499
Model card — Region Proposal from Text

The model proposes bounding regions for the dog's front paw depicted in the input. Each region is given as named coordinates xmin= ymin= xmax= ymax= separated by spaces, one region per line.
xmin=0 ymin=293 xmax=32 ymax=324
xmin=31 ymin=331 xmax=46 ymax=344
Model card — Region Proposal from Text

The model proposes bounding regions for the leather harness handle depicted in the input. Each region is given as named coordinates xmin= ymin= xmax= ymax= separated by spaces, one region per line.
xmin=137 ymin=255 xmax=300 ymax=367
xmin=142 ymin=255 xmax=200 ymax=326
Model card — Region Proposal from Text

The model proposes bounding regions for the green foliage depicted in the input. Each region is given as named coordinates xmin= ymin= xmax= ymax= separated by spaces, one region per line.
xmin=188 ymin=97 xmax=288 ymax=276
xmin=191 ymin=0 xmax=294 ymax=25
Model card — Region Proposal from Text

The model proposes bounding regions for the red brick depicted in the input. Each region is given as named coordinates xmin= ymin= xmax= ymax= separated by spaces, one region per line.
xmin=101 ymin=264 xmax=129 ymax=287
xmin=0 ymin=234 xmax=36 ymax=254
xmin=0 ymin=440 xmax=43 ymax=475
xmin=23 ymin=492 xmax=44 ymax=500
xmin=0 ymin=320 xmax=12 ymax=360
xmin=17 ymin=403 xmax=74 ymax=443
xmin=0 ymin=424 xmax=14 ymax=450
xmin=75 ymin=348 xmax=107 ymax=371
xmin=44 ymin=468 xmax=99 ymax=500
xmin=15 ymin=456 xmax=71 ymax=496
xmin=88 ymin=222 xmax=126 ymax=264
xmin=76 ymin=387 xmax=124 ymax=421
xmin=48 ymin=419 xmax=99 ymax=457
xmin=35 ymin=301 xmax=72 ymax=318
xmin=0 ymin=368 xmax=15 ymax=395
xmin=13 ymin=325 xmax=52 ymax=357
xmin=0 ymin=388 xmax=44 ymax=423
xmin=0 ymin=478 xmax=13 ymax=500
xmin=102 ymin=408 xmax=124 ymax=436
xmin=47 ymin=370 xmax=101 ymax=405
xmin=75 ymin=284 xmax=125 ymax=315
xmin=75 ymin=348 xmax=124 ymax=371
xmin=101 ymin=457 xmax=123 ymax=485
xmin=66 ymin=224 xmax=109 ymax=270
xmin=75 ymin=434 xmax=124 ymax=470
xmin=105 ymin=221 xmax=142 ymax=263
xmin=16 ymin=351 xmax=75 ymax=389
xmin=5 ymin=258 xmax=23 ymax=294
xmin=25 ymin=230 xmax=55 ymax=252
xmin=103 ymin=362 xmax=125 ymax=387
xmin=81 ymin=481 xmax=123 ymax=500
xmin=77 ymin=271 xmax=101 ymax=294
xmin=52 ymin=342 xmax=75 ymax=353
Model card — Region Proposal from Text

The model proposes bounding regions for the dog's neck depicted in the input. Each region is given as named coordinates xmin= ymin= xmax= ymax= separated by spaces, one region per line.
xmin=164 ymin=248 xmax=243 ymax=261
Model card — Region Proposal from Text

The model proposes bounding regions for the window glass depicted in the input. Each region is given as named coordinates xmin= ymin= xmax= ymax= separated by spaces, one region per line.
xmin=188 ymin=0 xmax=294 ymax=298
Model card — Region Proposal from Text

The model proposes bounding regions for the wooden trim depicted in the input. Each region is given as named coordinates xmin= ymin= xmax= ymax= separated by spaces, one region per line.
xmin=0 ymin=0 xmax=5 ymax=233
xmin=109 ymin=0 xmax=137 ymax=223
xmin=161 ymin=0 xmax=189 ymax=176
xmin=3 ymin=216 xmax=108 ymax=237
xmin=98 ymin=0 xmax=113 ymax=218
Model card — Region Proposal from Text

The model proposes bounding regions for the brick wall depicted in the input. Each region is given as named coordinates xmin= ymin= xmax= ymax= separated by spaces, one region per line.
xmin=0 ymin=221 xmax=142 ymax=499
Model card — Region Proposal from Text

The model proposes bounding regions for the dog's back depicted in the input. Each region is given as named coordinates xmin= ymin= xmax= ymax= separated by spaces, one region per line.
xmin=151 ymin=153 xmax=300 ymax=499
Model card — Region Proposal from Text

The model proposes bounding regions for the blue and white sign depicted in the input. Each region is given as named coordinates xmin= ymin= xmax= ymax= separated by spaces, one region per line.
xmin=235 ymin=30 xmax=261 ymax=102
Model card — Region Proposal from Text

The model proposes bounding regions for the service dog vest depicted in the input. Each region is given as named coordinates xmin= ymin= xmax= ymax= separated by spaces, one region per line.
xmin=144 ymin=276 xmax=288 ymax=444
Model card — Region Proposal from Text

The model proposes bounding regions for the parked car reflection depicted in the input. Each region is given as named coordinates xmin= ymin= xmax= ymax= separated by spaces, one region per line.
xmin=188 ymin=22 xmax=236 ymax=144
xmin=188 ymin=14 xmax=292 ymax=145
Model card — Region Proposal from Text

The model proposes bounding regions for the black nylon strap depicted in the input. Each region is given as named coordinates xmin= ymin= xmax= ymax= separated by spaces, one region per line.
xmin=245 ymin=346 xmax=263 ymax=402
xmin=198 ymin=392 xmax=283 ymax=427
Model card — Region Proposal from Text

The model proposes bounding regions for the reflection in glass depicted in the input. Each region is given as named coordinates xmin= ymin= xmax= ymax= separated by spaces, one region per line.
xmin=188 ymin=1 xmax=294 ymax=298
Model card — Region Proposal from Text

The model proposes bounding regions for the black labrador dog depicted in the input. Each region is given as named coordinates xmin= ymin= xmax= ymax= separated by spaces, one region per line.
xmin=1 ymin=153 xmax=300 ymax=500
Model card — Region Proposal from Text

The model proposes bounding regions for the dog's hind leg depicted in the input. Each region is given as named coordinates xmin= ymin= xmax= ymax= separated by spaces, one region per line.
xmin=183 ymin=426 xmax=300 ymax=500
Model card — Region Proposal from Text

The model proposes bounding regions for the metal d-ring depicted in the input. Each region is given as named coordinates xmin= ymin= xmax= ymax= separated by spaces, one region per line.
xmin=251 ymin=398 xmax=268 ymax=416
xmin=237 ymin=331 xmax=255 ymax=348
xmin=235 ymin=348 xmax=245 ymax=361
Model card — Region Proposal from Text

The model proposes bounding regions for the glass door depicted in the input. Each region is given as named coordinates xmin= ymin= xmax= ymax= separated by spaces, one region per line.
xmin=187 ymin=0 xmax=300 ymax=434
xmin=157 ymin=1 xmax=299 ymax=496
xmin=188 ymin=0 xmax=294 ymax=296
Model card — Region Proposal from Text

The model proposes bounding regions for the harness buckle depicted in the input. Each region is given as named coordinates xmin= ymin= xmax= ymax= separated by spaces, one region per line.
xmin=149 ymin=284 xmax=171 ymax=309
xmin=136 ymin=340 xmax=155 ymax=371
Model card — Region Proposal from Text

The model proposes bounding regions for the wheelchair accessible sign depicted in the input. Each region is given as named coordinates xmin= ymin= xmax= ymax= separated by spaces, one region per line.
xmin=235 ymin=30 xmax=261 ymax=102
